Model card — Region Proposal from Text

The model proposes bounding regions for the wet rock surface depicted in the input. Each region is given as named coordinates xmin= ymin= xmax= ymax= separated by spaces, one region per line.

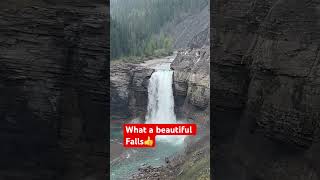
xmin=212 ymin=0 xmax=320 ymax=180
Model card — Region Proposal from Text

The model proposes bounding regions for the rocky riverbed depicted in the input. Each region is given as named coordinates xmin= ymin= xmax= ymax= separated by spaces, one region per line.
xmin=130 ymin=132 xmax=210 ymax=180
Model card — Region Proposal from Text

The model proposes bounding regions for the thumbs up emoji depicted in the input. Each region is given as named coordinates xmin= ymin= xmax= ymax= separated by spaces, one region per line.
xmin=144 ymin=136 xmax=154 ymax=146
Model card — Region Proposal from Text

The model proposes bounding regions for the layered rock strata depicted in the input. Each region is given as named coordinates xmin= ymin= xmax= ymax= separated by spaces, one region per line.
xmin=110 ymin=62 xmax=154 ymax=120
xmin=212 ymin=0 xmax=320 ymax=179
xmin=171 ymin=47 xmax=210 ymax=124
xmin=0 ymin=1 xmax=108 ymax=179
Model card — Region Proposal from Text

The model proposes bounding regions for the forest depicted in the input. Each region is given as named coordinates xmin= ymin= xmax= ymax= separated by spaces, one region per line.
xmin=110 ymin=0 xmax=208 ymax=60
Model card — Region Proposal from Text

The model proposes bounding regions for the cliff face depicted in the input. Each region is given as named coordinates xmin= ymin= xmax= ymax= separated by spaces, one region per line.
xmin=0 ymin=1 xmax=108 ymax=179
xmin=110 ymin=49 xmax=210 ymax=126
xmin=212 ymin=0 xmax=320 ymax=179
xmin=110 ymin=62 xmax=154 ymax=120
xmin=171 ymin=47 xmax=210 ymax=123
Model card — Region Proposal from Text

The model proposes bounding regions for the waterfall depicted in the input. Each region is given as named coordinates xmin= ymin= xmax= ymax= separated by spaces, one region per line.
xmin=145 ymin=70 xmax=176 ymax=124
xmin=145 ymin=61 xmax=185 ymax=144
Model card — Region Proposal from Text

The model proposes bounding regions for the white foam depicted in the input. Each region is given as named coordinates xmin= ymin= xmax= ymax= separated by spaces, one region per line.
xmin=145 ymin=60 xmax=186 ymax=144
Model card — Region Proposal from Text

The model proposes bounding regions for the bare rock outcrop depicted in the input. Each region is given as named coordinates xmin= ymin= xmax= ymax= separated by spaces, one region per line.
xmin=110 ymin=62 xmax=154 ymax=120
xmin=110 ymin=62 xmax=134 ymax=119
xmin=128 ymin=66 xmax=154 ymax=118
xmin=171 ymin=47 xmax=210 ymax=124
xmin=212 ymin=0 xmax=320 ymax=179
xmin=0 ymin=1 xmax=108 ymax=179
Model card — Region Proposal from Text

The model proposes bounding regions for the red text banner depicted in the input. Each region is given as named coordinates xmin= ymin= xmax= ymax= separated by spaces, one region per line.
xmin=123 ymin=124 xmax=197 ymax=148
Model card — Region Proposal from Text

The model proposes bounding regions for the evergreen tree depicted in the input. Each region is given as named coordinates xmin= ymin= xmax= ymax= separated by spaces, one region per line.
xmin=110 ymin=0 xmax=208 ymax=60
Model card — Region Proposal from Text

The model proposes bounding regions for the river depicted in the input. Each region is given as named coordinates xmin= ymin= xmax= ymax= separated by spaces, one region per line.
xmin=110 ymin=56 xmax=187 ymax=179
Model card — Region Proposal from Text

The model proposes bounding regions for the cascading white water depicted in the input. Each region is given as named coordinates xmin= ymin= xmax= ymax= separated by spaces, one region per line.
xmin=111 ymin=58 xmax=186 ymax=179
xmin=145 ymin=62 xmax=185 ymax=144
xmin=145 ymin=70 xmax=176 ymax=124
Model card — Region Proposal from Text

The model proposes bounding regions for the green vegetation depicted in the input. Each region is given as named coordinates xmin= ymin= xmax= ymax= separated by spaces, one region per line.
xmin=110 ymin=0 xmax=208 ymax=60
xmin=176 ymin=143 xmax=210 ymax=180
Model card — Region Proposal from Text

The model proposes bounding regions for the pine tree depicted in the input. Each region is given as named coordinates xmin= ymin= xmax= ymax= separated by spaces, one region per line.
xmin=110 ymin=0 xmax=208 ymax=60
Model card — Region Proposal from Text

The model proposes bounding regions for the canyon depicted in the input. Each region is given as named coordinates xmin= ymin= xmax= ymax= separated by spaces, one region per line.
xmin=1 ymin=0 xmax=318 ymax=179
xmin=0 ymin=0 xmax=209 ymax=179
xmin=110 ymin=47 xmax=210 ymax=125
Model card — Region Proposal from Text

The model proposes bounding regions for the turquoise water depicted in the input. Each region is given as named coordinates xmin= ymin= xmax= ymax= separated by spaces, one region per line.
xmin=110 ymin=123 xmax=186 ymax=180
xmin=110 ymin=118 xmax=208 ymax=180
xmin=111 ymin=141 xmax=185 ymax=180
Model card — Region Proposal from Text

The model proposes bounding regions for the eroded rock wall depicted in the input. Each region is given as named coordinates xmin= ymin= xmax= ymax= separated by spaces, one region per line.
xmin=171 ymin=47 xmax=210 ymax=124
xmin=110 ymin=62 xmax=154 ymax=120
xmin=110 ymin=51 xmax=211 ymax=124
xmin=212 ymin=0 xmax=320 ymax=179
xmin=0 ymin=1 xmax=108 ymax=179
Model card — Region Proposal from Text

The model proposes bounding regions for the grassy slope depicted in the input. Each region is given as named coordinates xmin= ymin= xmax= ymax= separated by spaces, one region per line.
xmin=131 ymin=131 xmax=210 ymax=180
xmin=177 ymin=133 xmax=210 ymax=180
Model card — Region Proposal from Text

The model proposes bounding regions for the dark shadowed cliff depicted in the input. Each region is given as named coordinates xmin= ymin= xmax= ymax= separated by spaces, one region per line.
xmin=0 ymin=1 xmax=108 ymax=179
xmin=212 ymin=0 xmax=320 ymax=180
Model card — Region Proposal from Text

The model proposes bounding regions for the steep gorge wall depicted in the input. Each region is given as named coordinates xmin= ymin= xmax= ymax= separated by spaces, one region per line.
xmin=110 ymin=62 xmax=154 ymax=120
xmin=212 ymin=0 xmax=320 ymax=179
xmin=110 ymin=49 xmax=210 ymax=126
xmin=110 ymin=1 xmax=211 ymax=123
xmin=0 ymin=1 xmax=108 ymax=179
xmin=171 ymin=47 xmax=210 ymax=124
